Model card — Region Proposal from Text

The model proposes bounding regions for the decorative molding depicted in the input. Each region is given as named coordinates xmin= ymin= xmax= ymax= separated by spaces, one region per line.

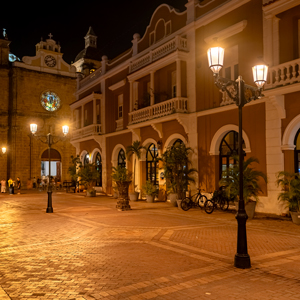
xmin=164 ymin=133 xmax=187 ymax=151
xmin=209 ymin=124 xmax=251 ymax=155
xmin=108 ymin=79 xmax=127 ymax=91
xmin=116 ymin=118 xmax=123 ymax=131
xmin=176 ymin=114 xmax=189 ymax=134
xmin=204 ymin=20 xmax=247 ymax=44
xmin=129 ymin=128 xmax=141 ymax=141
xmin=151 ymin=123 xmax=163 ymax=139
xmin=282 ymin=113 xmax=300 ymax=150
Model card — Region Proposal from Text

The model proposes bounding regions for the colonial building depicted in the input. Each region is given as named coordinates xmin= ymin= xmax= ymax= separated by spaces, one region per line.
xmin=0 ymin=33 xmax=77 ymax=185
xmin=70 ymin=0 xmax=300 ymax=215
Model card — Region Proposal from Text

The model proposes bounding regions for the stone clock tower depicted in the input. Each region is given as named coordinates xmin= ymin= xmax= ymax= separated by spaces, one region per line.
xmin=0 ymin=32 xmax=77 ymax=186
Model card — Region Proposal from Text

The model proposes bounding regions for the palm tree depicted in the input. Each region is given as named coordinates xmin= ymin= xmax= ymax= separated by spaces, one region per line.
xmin=161 ymin=143 xmax=198 ymax=200
xmin=126 ymin=140 xmax=146 ymax=193
xmin=276 ymin=171 xmax=300 ymax=212
xmin=220 ymin=156 xmax=267 ymax=204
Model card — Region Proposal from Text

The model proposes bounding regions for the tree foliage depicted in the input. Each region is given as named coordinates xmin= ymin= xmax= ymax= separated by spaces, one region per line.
xmin=126 ymin=140 xmax=146 ymax=191
xmin=160 ymin=143 xmax=197 ymax=199
xmin=219 ymin=156 xmax=267 ymax=204
xmin=276 ymin=171 xmax=300 ymax=212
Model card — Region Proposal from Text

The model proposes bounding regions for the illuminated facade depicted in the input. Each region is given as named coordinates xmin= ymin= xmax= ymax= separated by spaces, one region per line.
xmin=0 ymin=34 xmax=76 ymax=184
xmin=71 ymin=0 xmax=300 ymax=214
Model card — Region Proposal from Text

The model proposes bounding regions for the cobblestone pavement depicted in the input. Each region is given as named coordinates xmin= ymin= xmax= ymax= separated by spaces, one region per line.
xmin=0 ymin=191 xmax=300 ymax=299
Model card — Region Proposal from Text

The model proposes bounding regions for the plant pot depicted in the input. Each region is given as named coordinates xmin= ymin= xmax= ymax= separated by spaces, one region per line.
xmin=290 ymin=211 xmax=300 ymax=225
xmin=169 ymin=193 xmax=178 ymax=207
xmin=129 ymin=191 xmax=139 ymax=201
xmin=235 ymin=201 xmax=256 ymax=220
xmin=113 ymin=191 xmax=119 ymax=199
xmin=86 ymin=190 xmax=96 ymax=197
xmin=146 ymin=195 xmax=154 ymax=203
xmin=116 ymin=181 xmax=131 ymax=211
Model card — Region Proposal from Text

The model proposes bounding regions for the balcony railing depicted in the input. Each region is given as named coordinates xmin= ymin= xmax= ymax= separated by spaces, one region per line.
xmin=129 ymin=36 xmax=188 ymax=73
xmin=129 ymin=97 xmax=188 ymax=124
xmin=78 ymin=68 xmax=102 ymax=90
xmin=71 ymin=124 xmax=102 ymax=140
xmin=265 ymin=58 xmax=300 ymax=89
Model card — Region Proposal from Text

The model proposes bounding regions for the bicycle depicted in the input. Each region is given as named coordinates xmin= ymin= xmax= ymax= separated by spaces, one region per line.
xmin=180 ymin=189 xmax=208 ymax=211
xmin=204 ymin=187 xmax=230 ymax=214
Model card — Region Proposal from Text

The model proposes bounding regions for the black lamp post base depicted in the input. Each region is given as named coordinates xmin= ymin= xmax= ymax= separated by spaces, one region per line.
xmin=234 ymin=253 xmax=251 ymax=269
xmin=46 ymin=207 xmax=54 ymax=213
xmin=46 ymin=191 xmax=53 ymax=213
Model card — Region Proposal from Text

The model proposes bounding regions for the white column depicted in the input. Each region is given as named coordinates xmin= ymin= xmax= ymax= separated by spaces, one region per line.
xmin=101 ymin=81 xmax=106 ymax=133
xmin=129 ymin=80 xmax=133 ymax=112
xmin=150 ymin=71 xmax=155 ymax=105
xmin=93 ymin=98 xmax=97 ymax=124
xmin=81 ymin=106 xmax=84 ymax=128
xmin=260 ymin=97 xmax=285 ymax=215
xmin=176 ymin=59 xmax=182 ymax=98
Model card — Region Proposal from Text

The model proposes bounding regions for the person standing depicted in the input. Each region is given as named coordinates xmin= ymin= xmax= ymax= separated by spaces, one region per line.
xmin=16 ymin=177 xmax=21 ymax=194
xmin=8 ymin=178 xmax=14 ymax=194
xmin=1 ymin=179 xmax=6 ymax=193
xmin=33 ymin=177 xmax=36 ymax=189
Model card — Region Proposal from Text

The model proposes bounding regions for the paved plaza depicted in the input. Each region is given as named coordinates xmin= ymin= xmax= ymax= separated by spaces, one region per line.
xmin=0 ymin=191 xmax=300 ymax=299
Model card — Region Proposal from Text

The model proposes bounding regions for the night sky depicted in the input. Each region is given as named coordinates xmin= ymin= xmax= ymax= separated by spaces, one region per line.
xmin=1 ymin=0 xmax=187 ymax=64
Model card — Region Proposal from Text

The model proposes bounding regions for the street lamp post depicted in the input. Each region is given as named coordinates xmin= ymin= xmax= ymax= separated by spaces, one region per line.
xmin=207 ymin=47 xmax=268 ymax=269
xmin=30 ymin=124 xmax=69 ymax=213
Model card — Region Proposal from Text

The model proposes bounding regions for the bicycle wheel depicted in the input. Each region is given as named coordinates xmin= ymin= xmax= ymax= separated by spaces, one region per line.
xmin=181 ymin=197 xmax=192 ymax=211
xmin=198 ymin=195 xmax=207 ymax=208
xmin=204 ymin=199 xmax=214 ymax=214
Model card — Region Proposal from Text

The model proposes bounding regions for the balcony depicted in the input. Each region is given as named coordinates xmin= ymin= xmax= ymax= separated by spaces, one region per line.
xmin=129 ymin=36 xmax=188 ymax=73
xmin=265 ymin=58 xmax=300 ymax=89
xmin=78 ymin=68 xmax=102 ymax=90
xmin=71 ymin=124 xmax=102 ymax=140
xmin=129 ymin=97 xmax=188 ymax=124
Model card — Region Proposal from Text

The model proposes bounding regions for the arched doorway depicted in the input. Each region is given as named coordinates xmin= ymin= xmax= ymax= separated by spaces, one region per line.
xmin=146 ymin=143 xmax=159 ymax=185
xmin=294 ymin=129 xmax=300 ymax=173
xmin=83 ymin=152 xmax=89 ymax=166
xmin=41 ymin=149 xmax=61 ymax=180
xmin=219 ymin=131 xmax=245 ymax=178
xmin=118 ymin=149 xmax=126 ymax=168
xmin=95 ymin=152 xmax=102 ymax=187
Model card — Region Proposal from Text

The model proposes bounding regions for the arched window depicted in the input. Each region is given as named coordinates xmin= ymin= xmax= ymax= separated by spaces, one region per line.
xmin=219 ymin=131 xmax=245 ymax=178
xmin=83 ymin=153 xmax=89 ymax=166
xmin=173 ymin=139 xmax=183 ymax=147
xmin=294 ymin=129 xmax=300 ymax=173
xmin=95 ymin=152 xmax=102 ymax=187
xmin=146 ymin=143 xmax=159 ymax=185
xmin=118 ymin=149 xmax=126 ymax=168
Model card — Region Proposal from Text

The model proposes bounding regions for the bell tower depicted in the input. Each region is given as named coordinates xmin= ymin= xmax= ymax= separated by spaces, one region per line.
xmin=84 ymin=26 xmax=97 ymax=48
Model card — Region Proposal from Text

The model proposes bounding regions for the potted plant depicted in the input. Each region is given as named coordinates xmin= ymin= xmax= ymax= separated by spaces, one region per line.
xmin=112 ymin=183 xmax=119 ymax=198
xmin=142 ymin=180 xmax=158 ymax=203
xmin=276 ymin=171 xmax=300 ymax=225
xmin=220 ymin=156 xmax=267 ymax=219
xmin=78 ymin=163 xmax=100 ymax=197
xmin=68 ymin=155 xmax=82 ymax=191
xmin=160 ymin=143 xmax=197 ymax=206
xmin=111 ymin=165 xmax=132 ymax=211
xmin=126 ymin=140 xmax=146 ymax=201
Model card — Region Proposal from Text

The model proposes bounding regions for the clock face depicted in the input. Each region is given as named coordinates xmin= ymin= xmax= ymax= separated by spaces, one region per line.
xmin=40 ymin=91 xmax=61 ymax=111
xmin=44 ymin=55 xmax=56 ymax=67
